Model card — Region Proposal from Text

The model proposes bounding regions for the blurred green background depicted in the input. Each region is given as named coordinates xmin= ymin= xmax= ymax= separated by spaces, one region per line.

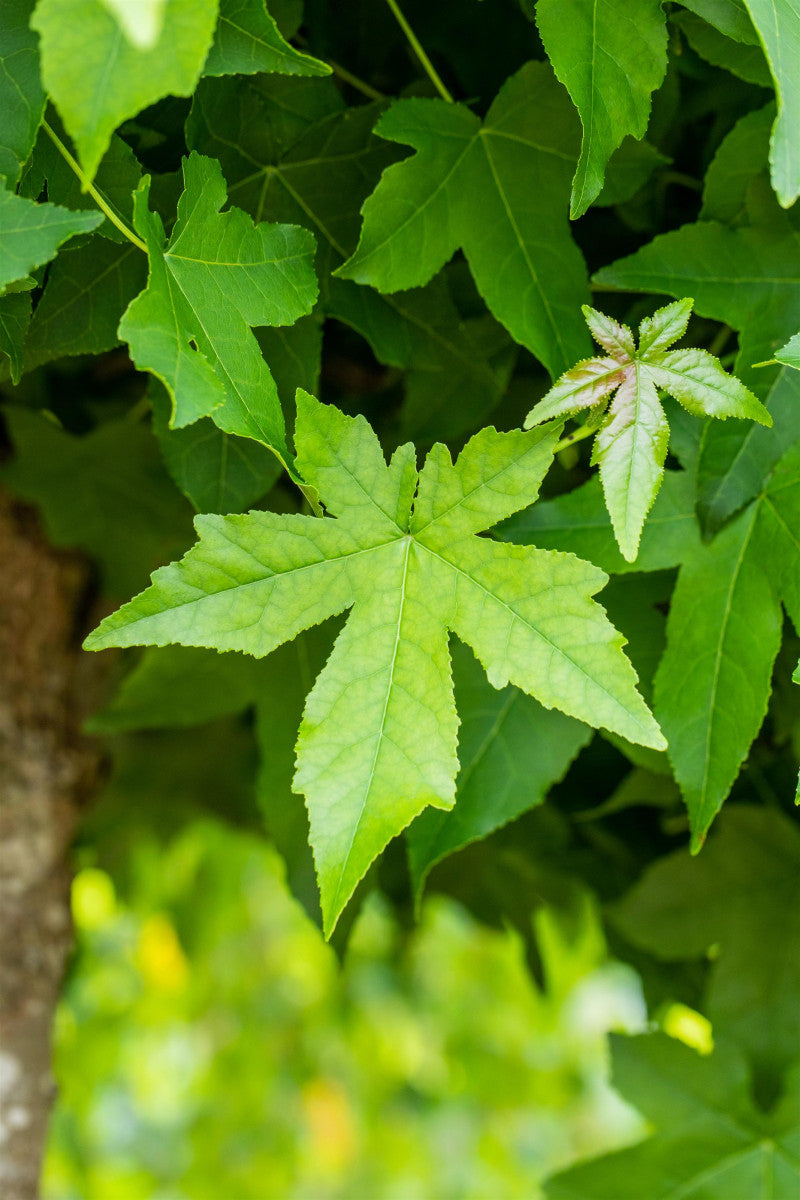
xmin=40 ymin=721 xmax=676 ymax=1200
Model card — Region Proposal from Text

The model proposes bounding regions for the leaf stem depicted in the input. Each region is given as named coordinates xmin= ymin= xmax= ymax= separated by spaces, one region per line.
xmin=554 ymin=421 xmax=596 ymax=453
xmin=327 ymin=58 xmax=386 ymax=101
xmin=383 ymin=0 xmax=453 ymax=102
xmin=42 ymin=120 xmax=147 ymax=253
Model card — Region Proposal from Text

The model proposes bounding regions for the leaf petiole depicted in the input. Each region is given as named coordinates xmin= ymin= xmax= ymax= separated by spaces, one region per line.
xmin=383 ymin=0 xmax=454 ymax=102
xmin=41 ymin=119 xmax=148 ymax=253
xmin=554 ymin=421 xmax=598 ymax=454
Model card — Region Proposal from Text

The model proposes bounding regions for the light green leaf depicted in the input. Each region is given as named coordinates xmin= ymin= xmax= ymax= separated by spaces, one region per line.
xmin=526 ymin=299 xmax=767 ymax=561
xmin=613 ymin=806 xmax=800 ymax=1079
xmin=593 ymin=217 xmax=800 ymax=527
xmin=0 ymin=186 xmax=102 ymax=292
xmin=337 ymin=62 xmax=592 ymax=380
xmin=593 ymin=365 xmax=670 ymax=563
xmin=86 ymin=394 xmax=663 ymax=933
xmin=204 ymin=0 xmax=329 ymax=77
xmin=98 ymin=0 xmax=167 ymax=49
xmin=0 ymin=0 xmax=46 ymax=186
xmin=32 ymin=0 xmax=219 ymax=183
xmin=407 ymin=641 xmax=591 ymax=901
xmin=499 ymin=469 xmax=702 ymax=575
xmin=535 ymin=0 xmax=669 ymax=218
xmin=777 ymin=332 xmax=800 ymax=369
xmin=742 ymin=0 xmax=800 ymax=206
xmin=1 ymin=408 xmax=193 ymax=596
xmin=545 ymin=1033 xmax=800 ymax=1198
xmin=119 ymin=152 xmax=317 ymax=468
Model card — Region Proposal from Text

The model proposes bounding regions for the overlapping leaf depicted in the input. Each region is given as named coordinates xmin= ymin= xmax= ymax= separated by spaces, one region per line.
xmin=545 ymin=1033 xmax=800 ymax=1198
xmin=525 ymin=299 xmax=768 ymax=561
xmin=86 ymin=393 xmax=664 ymax=933
xmin=32 ymin=0 xmax=219 ymax=183
xmin=654 ymin=436 xmax=800 ymax=841
xmin=0 ymin=186 xmax=101 ymax=292
xmin=535 ymin=0 xmax=669 ymax=217
xmin=0 ymin=0 xmax=45 ymax=186
xmin=118 ymin=152 xmax=317 ymax=469
xmin=741 ymin=0 xmax=800 ymax=207
xmin=204 ymin=0 xmax=329 ymax=78
xmin=337 ymin=61 xmax=592 ymax=379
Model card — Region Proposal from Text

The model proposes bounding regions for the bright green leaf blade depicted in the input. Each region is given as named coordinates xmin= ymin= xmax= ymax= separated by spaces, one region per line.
xmin=545 ymin=1033 xmax=800 ymax=1198
xmin=535 ymin=0 xmax=668 ymax=218
xmin=525 ymin=357 xmax=622 ymax=425
xmin=83 ymin=508 xmax=372 ymax=655
xmin=32 ymin=0 xmax=219 ymax=182
xmin=742 ymin=0 xmax=800 ymax=206
xmin=433 ymin=535 xmax=665 ymax=749
xmin=613 ymin=805 xmax=800 ymax=1079
xmin=654 ymin=505 xmax=782 ymax=842
xmin=1 ymin=407 xmax=193 ymax=595
xmin=87 ymin=398 xmax=660 ymax=932
xmin=776 ymin=331 xmax=800 ymax=368
xmin=337 ymin=62 xmax=592 ymax=379
xmin=594 ymin=366 xmax=669 ymax=562
xmin=98 ymin=0 xmax=167 ymax=47
xmin=406 ymin=640 xmax=591 ymax=901
xmin=204 ymin=0 xmax=330 ymax=77
xmin=0 ymin=0 xmax=46 ymax=186
xmin=296 ymin=541 xmax=459 ymax=936
xmin=645 ymin=348 xmax=770 ymax=422
xmin=500 ymin=469 xmax=702 ymax=574
xmin=411 ymin=423 xmax=561 ymax=538
xmin=0 ymin=187 xmax=102 ymax=291
xmin=119 ymin=153 xmax=318 ymax=459
xmin=582 ymin=304 xmax=636 ymax=361
xmin=756 ymin=439 xmax=800 ymax=627
xmin=637 ymin=297 xmax=693 ymax=355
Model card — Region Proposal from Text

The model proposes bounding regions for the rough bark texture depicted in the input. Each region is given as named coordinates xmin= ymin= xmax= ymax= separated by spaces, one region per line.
xmin=0 ymin=493 xmax=105 ymax=1200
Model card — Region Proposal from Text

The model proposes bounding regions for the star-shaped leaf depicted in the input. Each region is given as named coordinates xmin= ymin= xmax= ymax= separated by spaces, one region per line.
xmin=336 ymin=61 xmax=592 ymax=380
xmin=85 ymin=392 xmax=664 ymax=934
xmin=525 ymin=299 xmax=770 ymax=562
xmin=545 ymin=1033 xmax=800 ymax=1198
xmin=118 ymin=152 xmax=318 ymax=472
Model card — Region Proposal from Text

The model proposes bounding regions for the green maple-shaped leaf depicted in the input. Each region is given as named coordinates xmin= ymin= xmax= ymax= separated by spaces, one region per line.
xmin=741 ymin=0 xmax=800 ymax=207
xmin=335 ymin=61 xmax=592 ymax=380
xmin=118 ymin=152 xmax=317 ymax=471
xmin=535 ymin=0 xmax=669 ymax=218
xmin=0 ymin=186 xmax=102 ymax=292
xmin=85 ymin=393 xmax=664 ymax=933
xmin=545 ymin=1033 xmax=800 ymax=1198
xmin=525 ymin=299 xmax=770 ymax=562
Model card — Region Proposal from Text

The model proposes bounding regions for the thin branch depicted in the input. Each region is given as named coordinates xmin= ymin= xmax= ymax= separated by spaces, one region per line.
xmin=384 ymin=0 xmax=453 ymax=102
xmin=42 ymin=120 xmax=147 ymax=253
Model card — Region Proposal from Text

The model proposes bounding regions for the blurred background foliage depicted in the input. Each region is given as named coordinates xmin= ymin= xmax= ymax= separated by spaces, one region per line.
xmin=45 ymin=803 xmax=650 ymax=1200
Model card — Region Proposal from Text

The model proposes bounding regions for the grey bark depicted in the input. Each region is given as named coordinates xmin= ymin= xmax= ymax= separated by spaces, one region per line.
xmin=0 ymin=495 xmax=105 ymax=1200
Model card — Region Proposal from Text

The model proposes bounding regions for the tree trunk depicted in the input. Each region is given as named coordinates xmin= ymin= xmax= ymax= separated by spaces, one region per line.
xmin=0 ymin=495 xmax=105 ymax=1200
